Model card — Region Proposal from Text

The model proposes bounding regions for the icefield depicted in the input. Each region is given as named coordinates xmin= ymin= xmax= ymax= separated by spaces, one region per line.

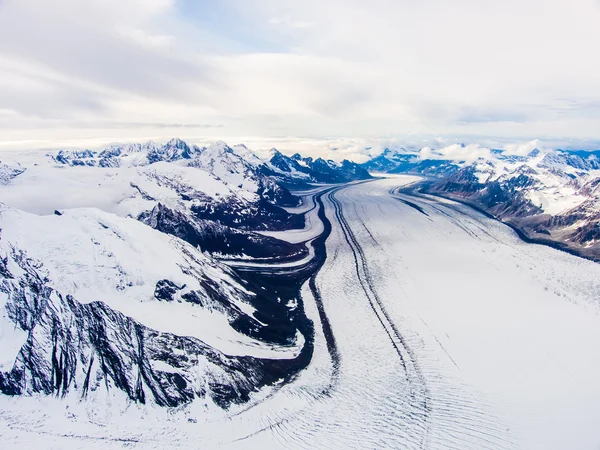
xmin=2 ymin=176 xmax=600 ymax=449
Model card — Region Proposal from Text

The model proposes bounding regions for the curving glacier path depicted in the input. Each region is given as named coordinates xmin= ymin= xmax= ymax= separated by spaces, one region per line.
xmin=3 ymin=176 xmax=600 ymax=449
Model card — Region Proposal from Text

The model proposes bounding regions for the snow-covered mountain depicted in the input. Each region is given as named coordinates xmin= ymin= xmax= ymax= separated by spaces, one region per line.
xmin=0 ymin=138 xmax=336 ymax=415
xmin=0 ymin=205 xmax=305 ymax=409
xmin=362 ymin=146 xmax=600 ymax=260
xmin=0 ymin=136 xmax=373 ymax=417
xmin=361 ymin=148 xmax=459 ymax=177
xmin=0 ymin=163 xmax=25 ymax=185
xmin=2 ymin=137 xmax=600 ymax=447
xmin=264 ymin=149 xmax=372 ymax=184
xmin=52 ymin=138 xmax=371 ymax=188
xmin=1 ymin=159 xmax=307 ymax=261
xmin=39 ymin=137 xmax=372 ymax=232
xmin=52 ymin=138 xmax=196 ymax=168
xmin=51 ymin=139 xmax=299 ymax=207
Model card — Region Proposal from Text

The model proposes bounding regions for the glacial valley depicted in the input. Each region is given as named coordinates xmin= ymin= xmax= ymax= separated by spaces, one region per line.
xmin=1 ymin=140 xmax=600 ymax=449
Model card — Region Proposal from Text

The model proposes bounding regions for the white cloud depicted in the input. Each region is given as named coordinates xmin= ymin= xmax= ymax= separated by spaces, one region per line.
xmin=269 ymin=16 xmax=314 ymax=29
xmin=116 ymin=27 xmax=175 ymax=50
xmin=420 ymin=144 xmax=491 ymax=163
xmin=0 ymin=0 xmax=599 ymax=150
xmin=503 ymin=140 xmax=540 ymax=156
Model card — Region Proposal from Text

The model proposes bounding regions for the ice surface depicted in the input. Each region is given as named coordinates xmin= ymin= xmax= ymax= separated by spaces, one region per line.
xmin=3 ymin=176 xmax=600 ymax=449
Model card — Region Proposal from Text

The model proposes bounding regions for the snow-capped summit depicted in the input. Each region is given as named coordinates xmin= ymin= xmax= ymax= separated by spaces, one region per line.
xmin=230 ymin=143 xmax=264 ymax=167
xmin=0 ymin=138 xmax=325 ymax=413
xmin=51 ymin=139 xmax=199 ymax=168
xmin=0 ymin=203 xmax=305 ymax=409
xmin=49 ymin=138 xmax=373 ymax=187
xmin=265 ymin=148 xmax=372 ymax=183
xmin=364 ymin=146 xmax=600 ymax=260
xmin=192 ymin=141 xmax=255 ymax=186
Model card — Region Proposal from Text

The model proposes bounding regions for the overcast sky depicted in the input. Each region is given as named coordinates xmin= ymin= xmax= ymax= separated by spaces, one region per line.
xmin=1 ymin=0 xmax=599 ymax=159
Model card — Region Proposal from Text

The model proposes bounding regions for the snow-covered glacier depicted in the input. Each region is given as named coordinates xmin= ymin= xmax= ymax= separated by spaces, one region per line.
xmin=1 ymin=144 xmax=600 ymax=449
xmin=361 ymin=145 xmax=600 ymax=260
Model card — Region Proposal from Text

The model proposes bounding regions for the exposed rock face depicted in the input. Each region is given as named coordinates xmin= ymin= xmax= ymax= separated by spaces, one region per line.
xmin=265 ymin=149 xmax=373 ymax=184
xmin=190 ymin=195 xmax=305 ymax=231
xmin=429 ymin=167 xmax=542 ymax=219
xmin=139 ymin=203 xmax=307 ymax=259
xmin=360 ymin=149 xmax=459 ymax=177
xmin=0 ymin=231 xmax=304 ymax=409
xmin=423 ymin=156 xmax=600 ymax=261
xmin=362 ymin=146 xmax=600 ymax=261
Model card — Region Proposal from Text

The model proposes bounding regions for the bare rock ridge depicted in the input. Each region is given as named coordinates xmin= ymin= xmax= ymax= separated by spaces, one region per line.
xmin=0 ymin=138 xmax=368 ymax=411
xmin=0 ymin=241 xmax=302 ymax=408
xmin=361 ymin=146 xmax=600 ymax=261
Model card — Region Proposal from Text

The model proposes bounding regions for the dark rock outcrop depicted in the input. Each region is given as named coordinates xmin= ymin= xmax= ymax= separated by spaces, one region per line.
xmin=0 ymin=238 xmax=306 ymax=409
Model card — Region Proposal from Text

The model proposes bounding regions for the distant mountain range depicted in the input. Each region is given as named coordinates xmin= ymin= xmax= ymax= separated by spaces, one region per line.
xmin=50 ymin=137 xmax=371 ymax=185
xmin=0 ymin=138 xmax=370 ymax=408
xmin=360 ymin=146 xmax=600 ymax=261
xmin=42 ymin=138 xmax=372 ymax=233
xmin=266 ymin=149 xmax=372 ymax=184
xmin=1 ymin=136 xmax=598 ymax=414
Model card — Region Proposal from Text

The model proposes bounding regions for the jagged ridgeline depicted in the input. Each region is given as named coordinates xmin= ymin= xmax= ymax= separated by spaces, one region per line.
xmin=0 ymin=237 xmax=306 ymax=408
xmin=0 ymin=139 xmax=370 ymax=409
xmin=360 ymin=146 xmax=600 ymax=261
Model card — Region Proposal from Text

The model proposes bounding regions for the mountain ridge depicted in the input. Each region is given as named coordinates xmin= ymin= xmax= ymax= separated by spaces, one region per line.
xmin=361 ymin=145 xmax=600 ymax=261
xmin=0 ymin=137 xmax=369 ymax=415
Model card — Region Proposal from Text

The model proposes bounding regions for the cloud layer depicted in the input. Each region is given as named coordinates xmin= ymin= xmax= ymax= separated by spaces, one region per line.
xmin=1 ymin=0 xmax=599 ymax=154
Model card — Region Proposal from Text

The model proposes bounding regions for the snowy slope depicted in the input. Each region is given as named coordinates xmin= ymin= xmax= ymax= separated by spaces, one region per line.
xmin=3 ymin=177 xmax=600 ymax=449
xmin=46 ymin=138 xmax=301 ymax=207
xmin=3 ymin=137 xmax=599 ymax=449
xmin=426 ymin=150 xmax=600 ymax=259
xmin=0 ymin=204 xmax=310 ymax=419
xmin=0 ymin=147 xmax=310 ymax=261
xmin=0 ymin=162 xmax=250 ymax=217
xmin=0 ymin=140 xmax=319 ymax=420
xmin=265 ymin=149 xmax=373 ymax=184
xmin=0 ymin=205 xmax=303 ymax=357
xmin=51 ymin=138 xmax=197 ymax=168
xmin=362 ymin=146 xmax=600 ymax=259
xmin=0 ymin=163 xmax=25 ymax=185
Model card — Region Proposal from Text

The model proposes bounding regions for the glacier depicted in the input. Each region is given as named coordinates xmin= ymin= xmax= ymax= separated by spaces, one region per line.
xmin=1 ymin=142 xmax=600 ymax=449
